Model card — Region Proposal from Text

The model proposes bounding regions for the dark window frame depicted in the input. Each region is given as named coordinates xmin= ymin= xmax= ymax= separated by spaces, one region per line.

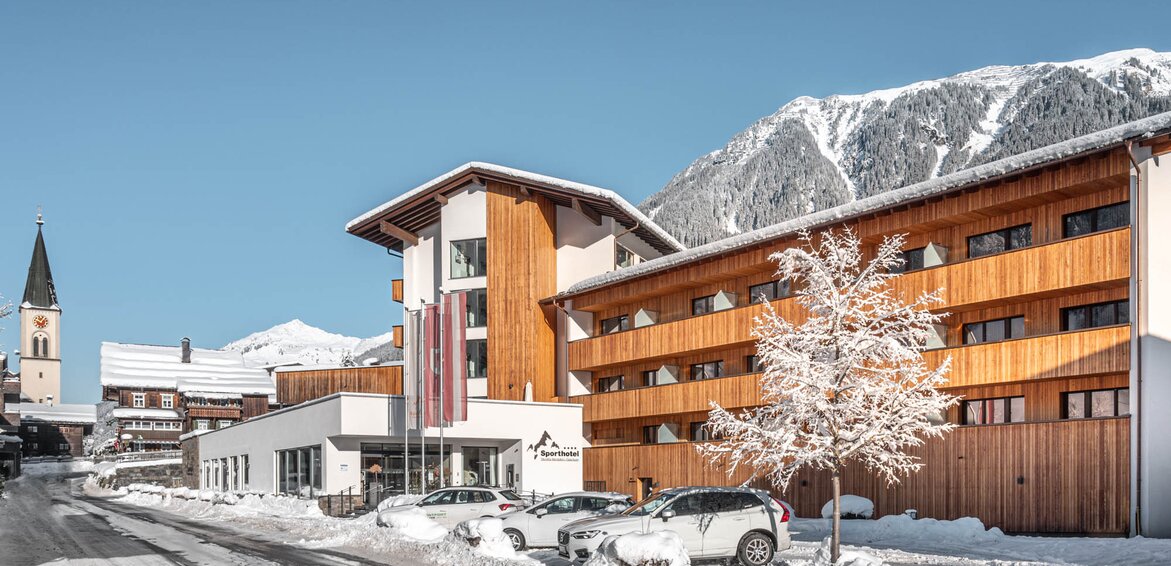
xmin=600 ymin=315 xmax=630 ymax=335
xmin=889 ymin=247 xmax=927 ymax=274
xmin=450 ymin=238 xmax=487 ymax=279
xmin=690 ymin=360 xmax=724 ymax=381
xmin=963 ymin=316 xmax=1026 ymax=345
xmin=595 ymin=375 xmax=624 ymax=393
xmin=689 ymin=421 xmax=721 ymax=442
xmin=962 ymin=396 xmax=1025 ymax=425
xmin=1062 ymin=202 xmax=1129 ymax=239
xmin=967 ymin=224 xmax=1032 ymax=259
xmin=1061 ymin=299 xmax=1129 ymax=332
xmin=1062 ymin=388 xmax=1129 ymax=419
xmin=466 ymin=339 xmax=488 ymax=378
xmin=748 ymin=280 xmax=792 ymax=304
xmin=465 ymin=289 xmax=488 ymax=328
xmin=642 ymin=425 xmax=659 ymax=445
xmin=642 ymin=369 xmax=658 ymax=387
xmin=692 ymin=295 xmax=716 ymax=316
xmin=746 ymin=354 xmax=764 ymax=373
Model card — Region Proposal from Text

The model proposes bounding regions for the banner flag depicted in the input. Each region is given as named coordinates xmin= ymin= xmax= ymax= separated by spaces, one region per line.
xmin=403 ymin=309 xmax=421 ymax=430
xmin=422 ymin=303 xmax=442 ymax=428
xmin=441 ymin=291 xmax=469 ymax=425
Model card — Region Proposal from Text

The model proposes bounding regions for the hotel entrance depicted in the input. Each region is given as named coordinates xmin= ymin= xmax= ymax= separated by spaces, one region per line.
xmin=360 ymin=442 xmax=451 ymax=505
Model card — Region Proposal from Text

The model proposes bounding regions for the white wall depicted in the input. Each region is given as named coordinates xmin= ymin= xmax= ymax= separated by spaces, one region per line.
xmin=556 ymin=207 xmax=617 ymax=292
xmin=403 ymin=223 xmax=441 ymax=308
xmin=1134 ymin=150 xmax=1171 ymax=537
xmin=440 ymin=184 xmax=487 ymax=294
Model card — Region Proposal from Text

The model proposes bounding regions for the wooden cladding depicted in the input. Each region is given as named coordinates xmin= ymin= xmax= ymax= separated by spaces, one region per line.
xmin=486 ymin=181 xmax=557 ymax=402
xmin=576 ymin=373 xmax=761 ymax=423
xmin=392 ymin=279 xmax=404 ymax=303
xmin=392 ymin=325 xmax=404 ymax=349
xmin=583 ymin=417 xmax=1129 ymax=534
xmin=275 ymin=366 xmax=403 ymax=406
xmin=569 ymin=228 xmax=1131 ymax=371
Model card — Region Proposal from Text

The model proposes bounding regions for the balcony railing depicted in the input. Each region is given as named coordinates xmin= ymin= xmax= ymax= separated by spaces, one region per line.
xmin=569 ymin=228 xmax=1130 ymax=371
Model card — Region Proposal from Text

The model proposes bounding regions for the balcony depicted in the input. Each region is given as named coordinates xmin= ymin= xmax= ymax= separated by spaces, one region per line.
xmin=571 ymin=325 xmax=1129 ymax=423
xmin=569 ymin=228 xmax=1130 ymax=371
xmin=392 ymin=278 xmax=404 ymax=303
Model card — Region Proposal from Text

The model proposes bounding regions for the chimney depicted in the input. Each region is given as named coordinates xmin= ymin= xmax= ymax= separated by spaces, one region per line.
xmin=181 ymin=337 xmax=191 ymax=363
xmin=46 ymin=394 xmax=54 ymax=407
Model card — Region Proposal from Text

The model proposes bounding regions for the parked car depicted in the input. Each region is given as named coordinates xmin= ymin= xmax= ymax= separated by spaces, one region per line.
xmin=499 ymin=491 xmax=634 ymax=550
xmin=376 ymin=486 xmax=527 ymax=528
xmin=558 ymin=486 xmax=791 ymax=565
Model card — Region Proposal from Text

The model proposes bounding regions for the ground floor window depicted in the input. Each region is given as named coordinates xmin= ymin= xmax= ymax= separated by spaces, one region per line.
xmin=277 ymin=445 xmax=322 ymax=498
xmin=360 ymin=443 xmax=451 ymax=499
xmin=462 ymin=446 xmax=498 ymax=486
xmin=1063 ymin=388 xmax=1129 ymax=419
xmin=962 ymin=396 xmax=1024 ymax=425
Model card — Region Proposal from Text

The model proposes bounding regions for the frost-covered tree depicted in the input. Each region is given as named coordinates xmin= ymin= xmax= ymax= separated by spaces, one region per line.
xmin=697 ymin=229 xmax=958 ymax=562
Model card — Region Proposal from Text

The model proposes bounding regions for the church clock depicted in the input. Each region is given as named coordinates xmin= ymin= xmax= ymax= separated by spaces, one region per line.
xmin=33 ymin=314 xmax=49 ymax=329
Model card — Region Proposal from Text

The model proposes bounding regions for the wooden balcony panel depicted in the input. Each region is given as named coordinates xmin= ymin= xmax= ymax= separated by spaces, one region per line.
xmin=392 ymin=279 xmax=404 ymax=303
xmin=185 ymin=407 xmax=242 ymax=419
xmin=569 ymin=229 xmax=1130 ymax=371
xmin=393 ymin=325 xmax=404 ymax=349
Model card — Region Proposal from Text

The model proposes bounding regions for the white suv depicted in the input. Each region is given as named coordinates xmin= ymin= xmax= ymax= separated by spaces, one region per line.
xmin=558 ymin=487 xmax=790 ymax=565
xmin=499 ymin=491 xmax=634 ymax=550
xmin=376 ymin=486 xmax=526 ymax=529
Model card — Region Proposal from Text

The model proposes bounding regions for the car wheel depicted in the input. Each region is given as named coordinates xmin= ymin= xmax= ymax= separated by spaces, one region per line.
xmin=737 ymin=532 xmax=774 ymax=566
xmin=504 ymin=528 xmax=526 ymax=551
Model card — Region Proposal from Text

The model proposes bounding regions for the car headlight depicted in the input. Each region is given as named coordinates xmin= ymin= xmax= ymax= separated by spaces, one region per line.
xmin=571 ymin=530 xmax=604 ymax=539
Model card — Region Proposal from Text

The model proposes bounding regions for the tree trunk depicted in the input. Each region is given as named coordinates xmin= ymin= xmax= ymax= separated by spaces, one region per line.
xmin=831 ymin=469 xmax=842 ymax=564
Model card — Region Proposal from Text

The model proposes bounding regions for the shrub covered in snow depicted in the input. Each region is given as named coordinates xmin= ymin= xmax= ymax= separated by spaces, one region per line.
xmin=446 ymin=517 xmax=516 ymax=559
xmin=377 ymin=507 xmax=448 ymax=543
xmin=821 ymin=495 xmax=874 ymax=519
xmin=584 ymin=531 xmax=691 ymax=566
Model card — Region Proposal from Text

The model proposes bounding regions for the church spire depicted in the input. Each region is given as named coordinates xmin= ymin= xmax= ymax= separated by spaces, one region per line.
xmin=22 ymin=213 xmax=59 ymax=309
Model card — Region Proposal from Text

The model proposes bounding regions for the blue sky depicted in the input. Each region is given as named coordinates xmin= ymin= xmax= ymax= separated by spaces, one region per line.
xmin=2 ymin=1 xmax=1169 ymax=403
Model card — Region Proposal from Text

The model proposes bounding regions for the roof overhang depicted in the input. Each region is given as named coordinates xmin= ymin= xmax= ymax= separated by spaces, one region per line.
xmin=345 ymin=162 xmax=685 ymax=254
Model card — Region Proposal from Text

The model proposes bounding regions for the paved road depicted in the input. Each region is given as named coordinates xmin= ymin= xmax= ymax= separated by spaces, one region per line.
xmin=0 ymin=472 xmax=382 ymax=566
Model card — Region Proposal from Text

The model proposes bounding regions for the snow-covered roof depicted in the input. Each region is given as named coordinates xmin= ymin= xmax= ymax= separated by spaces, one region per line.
xmin=346 ymin=162 xmax=685 ymax=254
xmin=111 ymin=408 xmax=182 ymax=420
xmin=558 ymin=111 xmax=1171 ymax=298
xmin=182 ymin=391 xmax=243 ymax=400
xmin=19 ymin=403 xmax=96 ymax=424
xmin=100 ymin=342 xmax=275 ymax=396
xmin=0 ymin=434 xmax=22 ymax=444
xmin=273 ymin=360 xmax=405 ymax=373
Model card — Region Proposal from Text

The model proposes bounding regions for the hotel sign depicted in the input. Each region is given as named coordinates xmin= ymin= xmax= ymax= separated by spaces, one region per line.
xmin=526 ymin=430 xmax=581 ymax=462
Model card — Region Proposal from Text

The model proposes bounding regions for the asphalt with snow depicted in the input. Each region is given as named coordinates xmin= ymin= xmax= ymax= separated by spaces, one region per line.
xmin=0 ymin=472 xmax=382 ymax=566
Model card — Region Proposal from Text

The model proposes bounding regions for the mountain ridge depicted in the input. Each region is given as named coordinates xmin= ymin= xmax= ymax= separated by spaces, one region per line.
xmin=223 ymin=319 xmax=401 ymax=367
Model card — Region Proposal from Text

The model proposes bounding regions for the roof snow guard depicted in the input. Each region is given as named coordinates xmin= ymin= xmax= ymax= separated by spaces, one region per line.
xmin=23 ymin=222 xmax=59 ymax=309
xmin=346 ymin=162 xmax=685 ymax=254
xmin=554 ymin=110 xmax=1171 ymax=299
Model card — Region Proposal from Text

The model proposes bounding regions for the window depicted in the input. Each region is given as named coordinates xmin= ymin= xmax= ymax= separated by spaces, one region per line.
xmin=616 ymin=245 xmax=638 ymax=269
xmin=1062 ymin=300 xmax=1129 ymax=331
xmin=466 ymin=289 xmax=488 ymax=328
xmin=277 ymin=445 xmax=323 ymax=497
xmin=218 ymin=420 xmax=234 ymax=429
xmin=32 ymin=337 xmax=40 ymax=358
xmin=194 ymin=419 xmax=210 ymax=431
xmin=692 ymin=295 xmax=716 ymax=316
xmin=600 ymin=315 xmax=629 ymax=334
xmin=450 ymin=238 xmax=487 ymax=279
xmin=161 ymin=394 xmax=174 ymax=409
xmin=690 ymin=361 xmax=723 ymax=381
xmin=642 ymin=425 xmax=659 ymax=445
xmin=642 ymin=370 xmax=658 ymax=387
xmin=968 ymin=224 xmax=1032 ymax=258
xmin=466 ymin=339 xmax=487 ymax=378
xmin=132 ymin=393 xmax=145 ymax=408
xmin=746 ymin=355 xmax=764 ymax=373
xmin=749 ymin=280 xmax=791 ymax=304
xmin=539 ymin=496 xmax=579 ymax=515
xmin=154 ymin=421 xmax=181 ymax=430
xmin=125 ymin=421 xmax=152 ymax=430
xmin=963 ymin=316 xmax=1025 ymax=345
xmin=889 ymin=247 xmax=926 ymax=274
xmin=421 ymin=490 xmax=457 ymax=506
xmin=1063 ymin=202 xmax=1129 ymax=238
xmin=581 ymin=496 xmax=621 ymax=512
xmin=40 ymin=337 xmax=48 ymax=357
xmin=26 ymin=425 xmax=38 ymax=434
xmin=595 ymin=375 xmax=624 ymax=393
xmin=463 ymin=446 xmax=497 ymax=486
xmin=962 ymin=396 xmax=1025 ymax=425
xmin=58 ymin=443 xmax=71 ymax=452
xmin=689 ymin=421 xmax=719 ymax=441
xmin=1063 ymin=388 xmax=1129 ymax=419
xmin=665 ymin=494 xmax=707 ymax=516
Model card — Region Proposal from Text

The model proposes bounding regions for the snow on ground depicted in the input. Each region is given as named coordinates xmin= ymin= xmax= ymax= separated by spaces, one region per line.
xmin=20 ymin=459 xmax=94 ymax=477
xmin=584 ymin=531 xmax=690 ymax=566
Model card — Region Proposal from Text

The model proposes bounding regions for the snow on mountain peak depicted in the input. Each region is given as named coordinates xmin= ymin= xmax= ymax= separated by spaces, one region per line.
xmin=223 ymin=319 xmax=398 ymax=367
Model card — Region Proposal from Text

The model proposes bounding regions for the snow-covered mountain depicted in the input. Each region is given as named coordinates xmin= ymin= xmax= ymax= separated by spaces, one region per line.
xmin=640 ymin=49 xmax=1171 ymax=246
xmin=223 ymin=319 xmax=400 ymax=367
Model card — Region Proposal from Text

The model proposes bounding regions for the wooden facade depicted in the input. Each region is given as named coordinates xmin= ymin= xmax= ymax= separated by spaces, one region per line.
xmin=557 ymin=148 xmax=1137 ymax=534
xmin=275 ymin=365 xmax=404 ymax=406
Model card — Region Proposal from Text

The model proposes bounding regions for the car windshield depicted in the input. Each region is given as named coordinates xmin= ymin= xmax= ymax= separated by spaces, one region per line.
xmin=499 ymin=490 xmax=523 ymax=501
xmin=622 ymin=493 xmax=672 ymax=516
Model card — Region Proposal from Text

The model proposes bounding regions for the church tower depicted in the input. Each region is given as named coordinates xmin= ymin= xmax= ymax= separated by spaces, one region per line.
xmin=19 ymin=214 xmax=61 ymax=405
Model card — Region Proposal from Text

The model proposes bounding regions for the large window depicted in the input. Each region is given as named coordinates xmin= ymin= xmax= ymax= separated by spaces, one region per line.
xmin=963 ymin=396 xmax=1025 ymax=425
xmin=963 ymin=316 xmax=1025 ymax=345
xmin=689 ymin=421 xmax=721 ymax=442
xmin=889 ymin=247 xmax=926 ymax=274
xmin=600 ymin=315 xmax=629 ymax=334
xmin=1063 ymin=388 xmax=1129 ymax=419
xmin=277 ymin=445 xmax=323 ymax=497
xmin=1063 ymin=202 xmax=1129 ymax=238
xmin=690 ymin=360 xmax=723 ymax=381
xmin=463 ymin=446 xmax=498 ymax=486
xmin=595 ymin=375 xmax=624 ymax=393
xmin=968 ymin=224 xmax=1032 ymax=258
xmin=749 ymin=280 xmax=791 ymax=304
xmin=1062 ymin=300 xmax=1129 ymax=331
xmin=465 ymin=289 xmax=488 ymax=328
xmin=692 ymin=295 xmax=716 ymax=316
xmin=642 ymin=425 xmax=659 ymax=445
xmin=450 ymin=238 xmax=487 ymax=279
xmin=615 ymin=245 xmax=638 ymax=269
xmin=466 ymin=339 xmax=488 ymax=378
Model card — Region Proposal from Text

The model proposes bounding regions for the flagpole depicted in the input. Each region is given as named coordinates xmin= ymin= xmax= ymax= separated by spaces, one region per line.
xmin=439 ymin=294 xmax=446 ymax=488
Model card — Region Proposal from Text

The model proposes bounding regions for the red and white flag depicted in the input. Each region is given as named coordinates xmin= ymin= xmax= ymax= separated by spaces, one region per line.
xmin=441 ymin=291 xmax=469 ymax=425
xmin=422 ymin=303 xmax=442 ymax=428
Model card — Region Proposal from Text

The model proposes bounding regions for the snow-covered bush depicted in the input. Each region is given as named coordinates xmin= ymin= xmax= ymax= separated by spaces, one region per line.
xmin=446 ymin=517 xmax=516 ymax=559
xmin=822 ymin=495 xmax=874 ymax=520
xmin=584 ymin=531 xmax=690 ymax=566
xmin=377 ymin=507 xmax=448 ymax=543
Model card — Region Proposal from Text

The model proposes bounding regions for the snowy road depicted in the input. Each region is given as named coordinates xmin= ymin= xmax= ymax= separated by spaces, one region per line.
xmin=0 ymin=472 xmax=381 ymax=566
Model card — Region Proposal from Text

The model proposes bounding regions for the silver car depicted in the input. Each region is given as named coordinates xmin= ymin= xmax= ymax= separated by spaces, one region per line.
xmin=499 ymin=491 xmax=633 ymax=550
xmin=558 ymin=486 xmax=791 ymax=565
xmin=376 ymin=486 xmax=527 ymax=529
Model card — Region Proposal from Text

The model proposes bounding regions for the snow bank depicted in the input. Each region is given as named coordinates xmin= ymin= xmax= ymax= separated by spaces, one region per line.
xmin=20 ymin=459 xmax=94 ymax=477
xmin=852 ymin=514 xmax=1003 ymax=545
xmin=376 ymin=493 xmax=425 ymax=511
xmin=814 ymin=537 xmax=884 ymax=566
xmin=447 ymin=517 xmax=517 ymax=560
xmin=821 ymin=495 xmax=874 ymax=519
xmin=377 ymin=507 xmax=448 ymax=543
xmin=584 ymin=531 xmax=691 ymax=566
